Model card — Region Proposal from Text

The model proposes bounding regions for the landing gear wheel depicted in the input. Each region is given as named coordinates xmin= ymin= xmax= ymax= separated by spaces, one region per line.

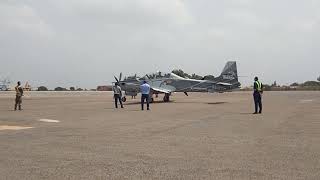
xmin=149 ymin=97 xmax=154 ymax=103
xmin=163 ymin=94 xmax=170 ymax=102
xmin=121 ymin=97 xmax=127 ymax=102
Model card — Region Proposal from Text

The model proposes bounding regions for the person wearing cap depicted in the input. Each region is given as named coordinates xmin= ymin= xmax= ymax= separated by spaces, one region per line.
xmin=14 ymin=81 xmax=23 ymax=111
xmin=113 ymin=82 xmax=123 ymax=108
xmin=253 ymin=76 xmax=263 ymax=114
xmin=140 ymin=80 xmax=151 ymax=110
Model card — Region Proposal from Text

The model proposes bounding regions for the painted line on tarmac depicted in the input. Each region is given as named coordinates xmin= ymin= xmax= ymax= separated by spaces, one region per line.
xmin=299 ymin=99 xmax=314 ymax=103
xmin=0 ymin=125 xmax=34 ymax=131
xmin=39 ymin=119 xmax=60 ymax=123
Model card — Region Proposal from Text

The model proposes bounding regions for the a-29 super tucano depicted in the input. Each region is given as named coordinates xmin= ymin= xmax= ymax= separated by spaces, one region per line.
xmin=114 ymin=61 xmax=241 ymax=103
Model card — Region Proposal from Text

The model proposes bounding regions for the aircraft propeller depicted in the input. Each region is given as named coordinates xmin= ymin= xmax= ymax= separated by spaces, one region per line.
xmin=114 ymin=76 xmax=119 ymax=83
xmin=119 ymin=72 xmax=122 ymax=81
xmin=145 ymin=74 xmax=151 ymax=80
xmin=114 ymin=72 xmax=123 ymax=83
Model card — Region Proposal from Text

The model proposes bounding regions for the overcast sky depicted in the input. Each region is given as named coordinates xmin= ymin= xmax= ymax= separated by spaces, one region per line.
xmin=0 ymin=0 xmax=319 ymax=89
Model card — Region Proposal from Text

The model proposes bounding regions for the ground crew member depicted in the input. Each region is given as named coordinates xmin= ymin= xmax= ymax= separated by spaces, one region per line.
xmin=14 ymin=81 xmax=23 ymax=111
xmin=253 ymin=76 xmax=263 ymax=114
xmin=113 ymin=83 xmax=123 ymax=108
xmin=140 ymin=80 xmax=151 ymax=110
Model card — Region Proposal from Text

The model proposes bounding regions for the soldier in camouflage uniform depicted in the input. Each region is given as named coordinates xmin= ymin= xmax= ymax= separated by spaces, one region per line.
xmin=14 ymin=81 xmax=23 ymax=111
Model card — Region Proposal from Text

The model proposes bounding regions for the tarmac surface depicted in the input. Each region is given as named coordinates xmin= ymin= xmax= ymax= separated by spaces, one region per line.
xmin=0 ymin=91 xmax=320 ymax=180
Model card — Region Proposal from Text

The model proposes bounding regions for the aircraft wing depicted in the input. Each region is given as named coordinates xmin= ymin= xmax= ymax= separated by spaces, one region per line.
xmin=150 ymin=86 xmax=172 ymax=94
xmin=217 ymin=82 xmax=232 ymax=86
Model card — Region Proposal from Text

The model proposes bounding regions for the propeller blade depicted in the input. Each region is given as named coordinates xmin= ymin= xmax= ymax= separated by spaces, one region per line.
xmin=184 ymin=92 xmax=189 ymax=96
xmin=114 ymin=76 xmax=119 ymax=82
xmin=119 ymin=72 xmax=122 ymax=81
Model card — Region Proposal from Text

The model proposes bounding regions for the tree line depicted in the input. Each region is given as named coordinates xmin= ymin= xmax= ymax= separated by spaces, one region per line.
xmin=254 ymin=77 xmax=320 ymax=91
xmin=171 ymin=69 xmax=215 ymax=80
xmin=35 ymin=74 xmax=320 ymax=91
xmin=37 ymin=86 xmax=87 ymax=91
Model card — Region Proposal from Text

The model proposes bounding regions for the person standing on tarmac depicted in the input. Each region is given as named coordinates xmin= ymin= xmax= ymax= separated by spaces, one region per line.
xmin=14 ymin=81 xmax=23 ymax=111
xmin=253 ymin=76 xmax=263 ymax=114
xmin=113 ymin=82 xmax=123 ymax=109
xmin=140 ymin=80 xmax=151 ymax=111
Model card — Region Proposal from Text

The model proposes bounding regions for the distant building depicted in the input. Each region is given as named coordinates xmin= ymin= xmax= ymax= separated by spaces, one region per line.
xmin=0 ymin=78 xmax=10 ymax=91
xmin=97 ymin=85 xmax=112 ymax=91
xmin=0 ymin=85 xmax=8 ymax=91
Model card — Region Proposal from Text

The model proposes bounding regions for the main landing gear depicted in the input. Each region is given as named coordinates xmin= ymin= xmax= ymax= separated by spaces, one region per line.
xmin=149 ymin=97 xmax=154 ymax=103
xmin=121 ymin=93 xmax=170 ymax=103
xmin=163 ymin=93 xmax=170 ymax=102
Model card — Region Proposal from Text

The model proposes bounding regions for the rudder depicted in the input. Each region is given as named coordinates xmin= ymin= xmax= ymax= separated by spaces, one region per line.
xmin=220 ymin=61 xmax=238 ymax=82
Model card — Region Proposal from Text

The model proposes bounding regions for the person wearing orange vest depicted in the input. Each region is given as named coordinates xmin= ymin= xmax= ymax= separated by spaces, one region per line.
xmin=253 ymin=77 xmax=263 ymax=114
xmin=14 ymin=81 xmax=24 ymax=111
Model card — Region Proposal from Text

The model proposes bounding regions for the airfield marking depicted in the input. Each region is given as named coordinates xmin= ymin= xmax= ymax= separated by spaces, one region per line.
xmin=0 ymin=125 xmax=34 ymax=131
xmin=299 ymin=99 xmax=314 ymax=103
xmin=39 ymin=119 xmax=60 ymax=123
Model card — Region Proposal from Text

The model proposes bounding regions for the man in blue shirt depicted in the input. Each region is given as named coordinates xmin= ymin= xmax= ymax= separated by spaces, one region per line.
xmin=140 ymin=81 xmax=151 ymax=110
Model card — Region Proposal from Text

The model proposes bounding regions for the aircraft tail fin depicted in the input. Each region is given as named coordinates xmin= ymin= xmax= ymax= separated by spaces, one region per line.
xmin=218 ymin=61 xmax=239 ymax=83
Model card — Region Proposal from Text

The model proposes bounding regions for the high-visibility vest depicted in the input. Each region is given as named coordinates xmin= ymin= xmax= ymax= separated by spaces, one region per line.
xmin=255 ymin=81 xmax=262 ymax=92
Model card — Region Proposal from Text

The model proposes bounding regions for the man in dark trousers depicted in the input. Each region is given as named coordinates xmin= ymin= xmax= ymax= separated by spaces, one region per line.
xmin=140 ymin=80 xmax=151 ymax=110
xmin=14 ymin=81 xmax=23 ymax=111
xmin=113 ymin=82 xmax=123 ymax=108
xmin=253 ymin=76 xmax=263 ymax=114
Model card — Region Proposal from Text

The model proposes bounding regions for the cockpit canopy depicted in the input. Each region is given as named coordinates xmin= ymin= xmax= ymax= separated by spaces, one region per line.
xmin=143 ymin=72 xmax=184 ymax=80
xmin=124 ymin=72 xmax=185 ymax=81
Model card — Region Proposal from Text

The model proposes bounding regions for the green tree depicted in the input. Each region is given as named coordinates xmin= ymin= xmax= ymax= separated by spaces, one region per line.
xmin=203 ymin=75 xmax=215 ymax=80
xmin=172 ymin=69 xmax=190 ymax=78
xmin=54 ymin=87 xmax=67 ymax=91
xmin=70 ymin=87 xmax=75 ymax=91
xmin=263 ymin=84 xmax=272 ymax=91
xmin=37 ymin=86 xmax=48 ymax=91
xmin=303 ymin=81 xmax=320 ymax=86
xmin=190 ymin=73 xmax=203 ymax=80
xmin=271 ymin=81 xmax=277 ymax=87
xmin=290 ymin=82 xmax=299 ymax=87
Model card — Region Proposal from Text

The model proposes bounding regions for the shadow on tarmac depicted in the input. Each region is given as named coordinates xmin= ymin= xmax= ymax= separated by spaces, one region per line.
xmin=123 ymin=101 xmax=228 ymax=105
xmin=206 ymin=102 xmax=227 ymax=105
xmin=124 ymin=101 xmax=174 ymax=105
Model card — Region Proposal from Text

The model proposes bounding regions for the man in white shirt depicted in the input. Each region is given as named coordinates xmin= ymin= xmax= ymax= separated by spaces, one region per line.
xmin=113 ymin=83 xmax=123 ymax=108
xmin=140 ymin=81 xmax=151 ymax=110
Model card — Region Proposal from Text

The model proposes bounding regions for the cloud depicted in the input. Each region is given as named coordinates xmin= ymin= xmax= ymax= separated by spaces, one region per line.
xmin=50 ymin=0 xmax=193 ymax=28
xmin=0 ymin=0 xmax=319 ymax=88
xmin=0 ymin=2 xmax=54 ymax=38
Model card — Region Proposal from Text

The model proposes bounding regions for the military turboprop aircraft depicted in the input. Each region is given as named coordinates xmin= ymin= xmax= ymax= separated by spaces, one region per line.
xmin=113 ymin=61 xmax=241 ymax=103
